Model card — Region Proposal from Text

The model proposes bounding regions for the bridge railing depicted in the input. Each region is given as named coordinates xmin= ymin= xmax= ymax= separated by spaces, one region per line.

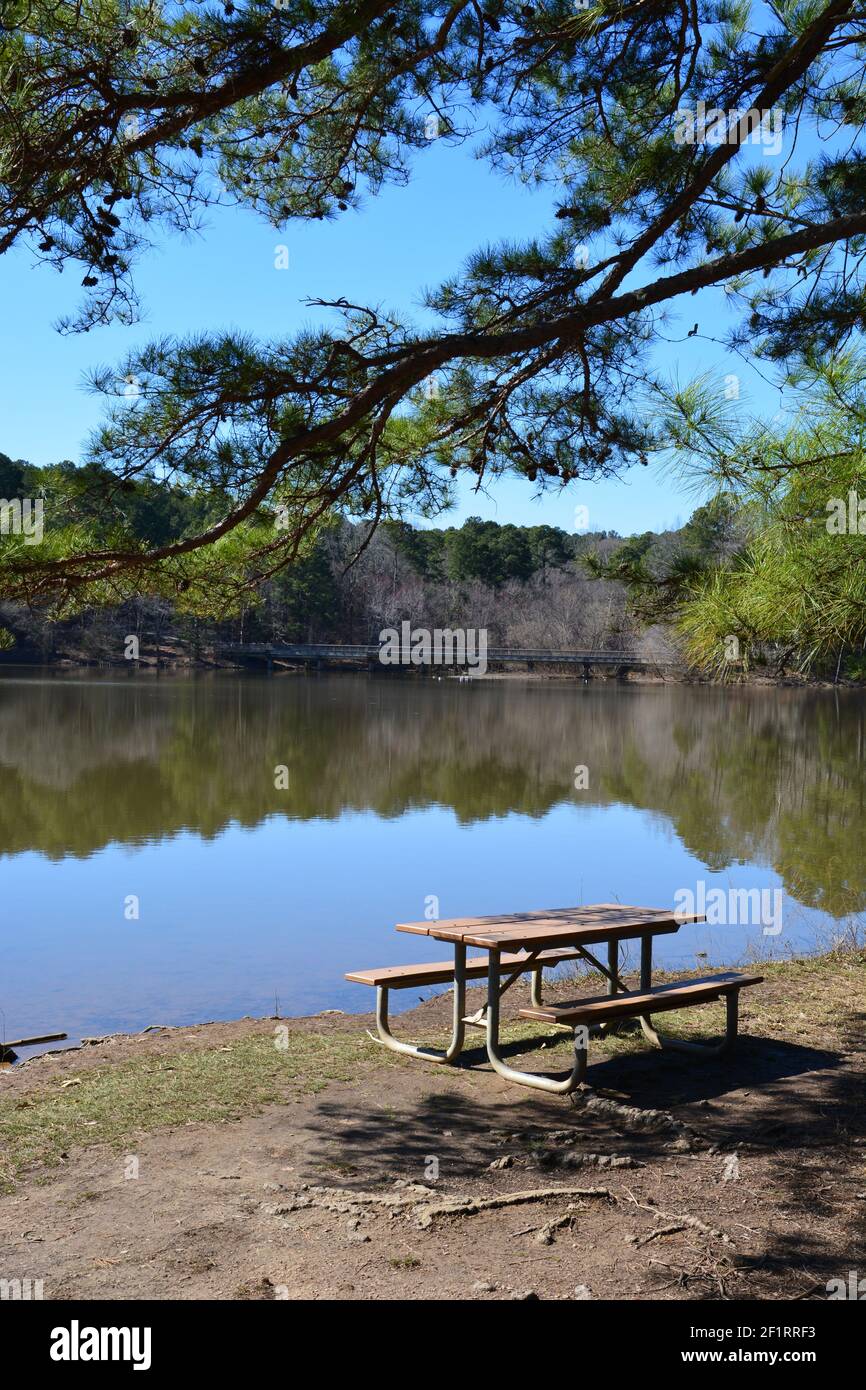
xmin=221 ymin=642 xmax=672 ymax=666
xmin=485 ymin=648 xmax=660 ymax=664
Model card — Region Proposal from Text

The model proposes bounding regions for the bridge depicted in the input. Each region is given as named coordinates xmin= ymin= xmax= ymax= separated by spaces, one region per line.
xmin=220 ymin=643 xmax=676 ymax=676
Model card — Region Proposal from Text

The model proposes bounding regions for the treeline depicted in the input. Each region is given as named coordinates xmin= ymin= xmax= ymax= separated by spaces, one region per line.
xmin=1 ymin=450 xmax=657 ymax=663
xmin=9 ymin=447 xmax=858 ymax=679
xmin=379 ymin=517 xmax=616 ymax=586
xmin=0 ymin=450 xmax=618 ymax=588
xmin=0 ymin=451 xmax=236 ymax=556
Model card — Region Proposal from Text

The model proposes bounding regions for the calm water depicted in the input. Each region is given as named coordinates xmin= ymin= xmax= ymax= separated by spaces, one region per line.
xmin=1 ymin=672 xmax=863 ymax=1057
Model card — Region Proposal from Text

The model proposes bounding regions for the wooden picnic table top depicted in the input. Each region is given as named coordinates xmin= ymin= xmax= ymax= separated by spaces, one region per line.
xmin=396 ymin=903 xmax=703 ymax=952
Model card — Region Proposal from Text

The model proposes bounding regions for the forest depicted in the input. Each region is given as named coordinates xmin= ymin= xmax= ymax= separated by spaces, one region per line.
xmin=6 ymin=446 xmax=857 ymax=679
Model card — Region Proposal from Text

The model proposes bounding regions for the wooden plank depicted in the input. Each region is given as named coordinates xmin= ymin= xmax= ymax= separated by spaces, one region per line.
xmin=1 ymin=1031 xmax=67 ymax=1049
xmin=396 ymin=903 xmax=680 ymax=936
xmin=395 ymin=905 xmax=587 ymax=935
xmin=346 ymin=946 xmax=586 ymax=990
xmin=459 ymin=921 xmax=688 ymax=950
xmin=457 ymin=914 xmax=688 ymax=939
xmin=518 ymin=972 xmax=763 ymax=1025
xmin=395 ymin=903 xmax=704 ymax=954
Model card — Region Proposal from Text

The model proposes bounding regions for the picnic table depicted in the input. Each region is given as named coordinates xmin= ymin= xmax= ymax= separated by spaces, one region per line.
xmin=346 ymin=904 xmax=762 ymax=1095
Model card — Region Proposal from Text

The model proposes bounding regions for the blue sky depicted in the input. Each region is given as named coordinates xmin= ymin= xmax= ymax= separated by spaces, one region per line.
xmin=0 ymin=132 xmax=784 ymax=536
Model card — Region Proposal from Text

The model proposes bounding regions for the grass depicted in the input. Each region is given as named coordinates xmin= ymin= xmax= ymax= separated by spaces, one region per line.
xmin=1 ymin=951 xmax=862 ymax=1192
xmin=0 ymin=1017 xmax=580 ymax=1190
xmin=0 ymin=1029 xmax=388 ymax=1191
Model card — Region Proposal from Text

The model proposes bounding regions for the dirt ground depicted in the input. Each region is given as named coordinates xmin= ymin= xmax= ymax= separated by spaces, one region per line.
xmin=1 ymin=954 xmax=864 ymax=1301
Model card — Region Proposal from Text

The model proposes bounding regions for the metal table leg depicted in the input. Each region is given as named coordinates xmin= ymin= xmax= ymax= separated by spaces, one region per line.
xmin=468 ymin=949 xmax=544 ymax=1024
xmin=636 ymin=933 xmax=741 ymax=1055
xmin=484 ymin=947 xmax=587 ymax=1094
xmin=607 ymin=939 xmax=619 ymax=996
xmin=530 ymin=961 xmax=545 ymax=1009
xmin=640 ymin=932 xmax=653 ymax=991
xmin=370 ymin=942 xmax=467 ymax=1063
xmin=639 ymin=989 xmax=740 ymax=1056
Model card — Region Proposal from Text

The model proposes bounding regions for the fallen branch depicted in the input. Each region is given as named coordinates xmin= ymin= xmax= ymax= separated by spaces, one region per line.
xmin=635 ymin=1221 xmax=688 ymax=1248
xmin=535 ymin=1214 xmax=574 ymax=1245
xmin=624 ymin=1189 xmax=732 ymax=1246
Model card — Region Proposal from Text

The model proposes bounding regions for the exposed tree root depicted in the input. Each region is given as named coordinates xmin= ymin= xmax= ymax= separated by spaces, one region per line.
xmin=529 ymin=1151 xmax=643 ymax=1171
xmin=264 ymin=1181 xmax=616 ymax=1229
xmin=494 ymin=1093 xmax=712 ymax=1153
xmin=571 ymin=1093 xmax=711 ymax=1150
xmin=412 ymin=1185 xmax=615 ymax=1229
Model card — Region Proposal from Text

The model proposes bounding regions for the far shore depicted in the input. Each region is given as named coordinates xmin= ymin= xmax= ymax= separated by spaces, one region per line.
xmin=0 ymin=654 xmax=862 ymax=689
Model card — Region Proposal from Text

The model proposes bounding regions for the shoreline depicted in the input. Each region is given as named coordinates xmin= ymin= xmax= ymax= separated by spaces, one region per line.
xmin=1 ymin=949 xmax=863 ymax=1300
xmin=6 ymin=939 xmax=861 ymax=1074
xmin=0 ymin=657 xmax=862 ymax=689
xmin=6 ymin=943 xmax=862 ymax=1077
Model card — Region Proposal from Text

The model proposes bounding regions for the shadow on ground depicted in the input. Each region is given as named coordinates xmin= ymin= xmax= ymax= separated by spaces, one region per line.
xmin=290 ymin=1019 xmax=865 ymax=1297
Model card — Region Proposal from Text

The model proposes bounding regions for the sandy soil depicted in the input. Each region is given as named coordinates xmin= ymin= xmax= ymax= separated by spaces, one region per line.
xmin=1 ymin=958 xmax=864 ymax=1301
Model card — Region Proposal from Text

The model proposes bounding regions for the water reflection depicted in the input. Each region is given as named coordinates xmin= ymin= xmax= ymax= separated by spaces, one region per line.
xmin=0 ymin=673 xmax=863 ymax=918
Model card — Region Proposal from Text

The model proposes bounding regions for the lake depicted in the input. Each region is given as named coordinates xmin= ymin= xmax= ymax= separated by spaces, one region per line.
xmin=1 ymin=672 xmax=863 ymax=1058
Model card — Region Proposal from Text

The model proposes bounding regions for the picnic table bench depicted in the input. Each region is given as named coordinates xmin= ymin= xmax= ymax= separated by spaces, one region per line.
xmin=346 ymin=904 xmax=762 ymax=1095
